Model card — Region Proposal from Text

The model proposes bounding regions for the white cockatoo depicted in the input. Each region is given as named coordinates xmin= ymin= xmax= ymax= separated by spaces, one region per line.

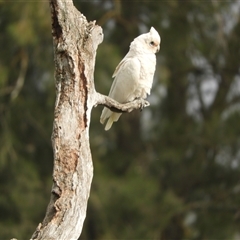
xmin=100 ymin=27 xmax=161 ymax=130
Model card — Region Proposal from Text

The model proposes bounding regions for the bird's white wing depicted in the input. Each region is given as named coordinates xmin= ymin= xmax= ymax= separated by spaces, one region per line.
xmin=110 ymin=56 xmax=141 ymax=102
xmin=100 ymin=57 xmax=141 ymax=130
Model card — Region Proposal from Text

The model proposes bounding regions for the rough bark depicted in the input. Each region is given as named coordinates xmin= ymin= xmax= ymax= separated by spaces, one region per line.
xmin=31 ymin=0 xmax=149 ymax=239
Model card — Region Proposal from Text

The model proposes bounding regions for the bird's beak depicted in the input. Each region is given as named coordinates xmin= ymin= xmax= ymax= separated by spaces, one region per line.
xmin=156 ymin=45 xmax=160 ymax=53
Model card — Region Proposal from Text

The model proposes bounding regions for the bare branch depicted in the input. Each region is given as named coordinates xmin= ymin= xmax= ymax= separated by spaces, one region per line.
xmin=94 ymin=91 xmax=150 ymax=113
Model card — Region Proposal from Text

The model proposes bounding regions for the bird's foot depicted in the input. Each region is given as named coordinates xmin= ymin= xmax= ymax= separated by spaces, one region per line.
xmin=136 ymin=98 xmax=150 ymax=111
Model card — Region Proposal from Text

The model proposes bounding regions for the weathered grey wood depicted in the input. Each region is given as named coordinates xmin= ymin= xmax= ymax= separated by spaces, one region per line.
xmin=31 ymin=1 xmax=103 ymax=239
xmin=94 ymin=92 xmax=150 ymax=113
xmin=31 ymin=0 xmax=150 ymax=239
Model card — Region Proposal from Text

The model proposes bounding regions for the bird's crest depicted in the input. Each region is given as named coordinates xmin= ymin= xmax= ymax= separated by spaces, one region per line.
xmin=149 ymin=27 xmax=161 ymax=44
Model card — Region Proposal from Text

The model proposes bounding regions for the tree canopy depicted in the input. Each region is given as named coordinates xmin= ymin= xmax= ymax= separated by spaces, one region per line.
xmin=0 ymin=1 xmax=240 ymax=239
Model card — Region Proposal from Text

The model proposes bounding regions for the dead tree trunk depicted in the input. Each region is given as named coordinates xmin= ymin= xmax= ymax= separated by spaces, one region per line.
xmin=31 ymin=0 xmax=149 ymax=239
xmin=31 ymin=1 xmax=103 ymax=239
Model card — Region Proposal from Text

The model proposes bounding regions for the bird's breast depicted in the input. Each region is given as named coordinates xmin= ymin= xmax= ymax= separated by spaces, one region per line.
xmin=138 ymin=54 xmax=156 ymax=93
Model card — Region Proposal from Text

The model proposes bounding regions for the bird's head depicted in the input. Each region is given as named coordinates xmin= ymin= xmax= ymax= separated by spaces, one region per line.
xmin=130 ymin=27 xmax=161 ymax=54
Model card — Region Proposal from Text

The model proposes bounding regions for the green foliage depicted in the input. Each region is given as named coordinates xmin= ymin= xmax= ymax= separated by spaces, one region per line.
xmin=0 ymin=1 xmax=53 ymax=239
xmin=1 ymin=0 xmax=240 ymax=239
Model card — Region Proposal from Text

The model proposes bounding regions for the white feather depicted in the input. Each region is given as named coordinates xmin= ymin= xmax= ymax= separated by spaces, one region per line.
xmin=100 ymin=27 xmax=161 ymax=130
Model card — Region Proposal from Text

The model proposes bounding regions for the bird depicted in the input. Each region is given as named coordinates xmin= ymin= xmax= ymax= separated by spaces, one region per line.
xmin=100 ymin=27 xmax=161 ymax=131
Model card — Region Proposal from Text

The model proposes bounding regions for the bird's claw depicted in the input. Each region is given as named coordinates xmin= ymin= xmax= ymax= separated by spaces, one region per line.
xmin=139 ymin=99 xmax=150 ymax=111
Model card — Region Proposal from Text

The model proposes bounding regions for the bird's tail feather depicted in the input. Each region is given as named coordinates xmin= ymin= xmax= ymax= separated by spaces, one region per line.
xmin=100 ymin=107 xmax=110 ymax=124
xmin=105 ymin=117 xmax=114 ymax=131
xmin=103 ymin=112 xmax=122 ymax=131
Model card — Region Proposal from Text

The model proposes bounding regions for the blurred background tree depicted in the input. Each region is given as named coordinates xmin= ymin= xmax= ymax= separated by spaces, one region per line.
xmin=0 ymin=0 xmax=240 ymax=239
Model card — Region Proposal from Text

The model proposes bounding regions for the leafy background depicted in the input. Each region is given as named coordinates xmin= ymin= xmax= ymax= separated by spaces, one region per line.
xmin=0 ymin=0 xmax=240 ymax=239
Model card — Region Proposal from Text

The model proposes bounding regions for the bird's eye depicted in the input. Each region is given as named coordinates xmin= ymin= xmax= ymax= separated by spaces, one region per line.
xmin=150 ymin=41 xmax=155 ymax=46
